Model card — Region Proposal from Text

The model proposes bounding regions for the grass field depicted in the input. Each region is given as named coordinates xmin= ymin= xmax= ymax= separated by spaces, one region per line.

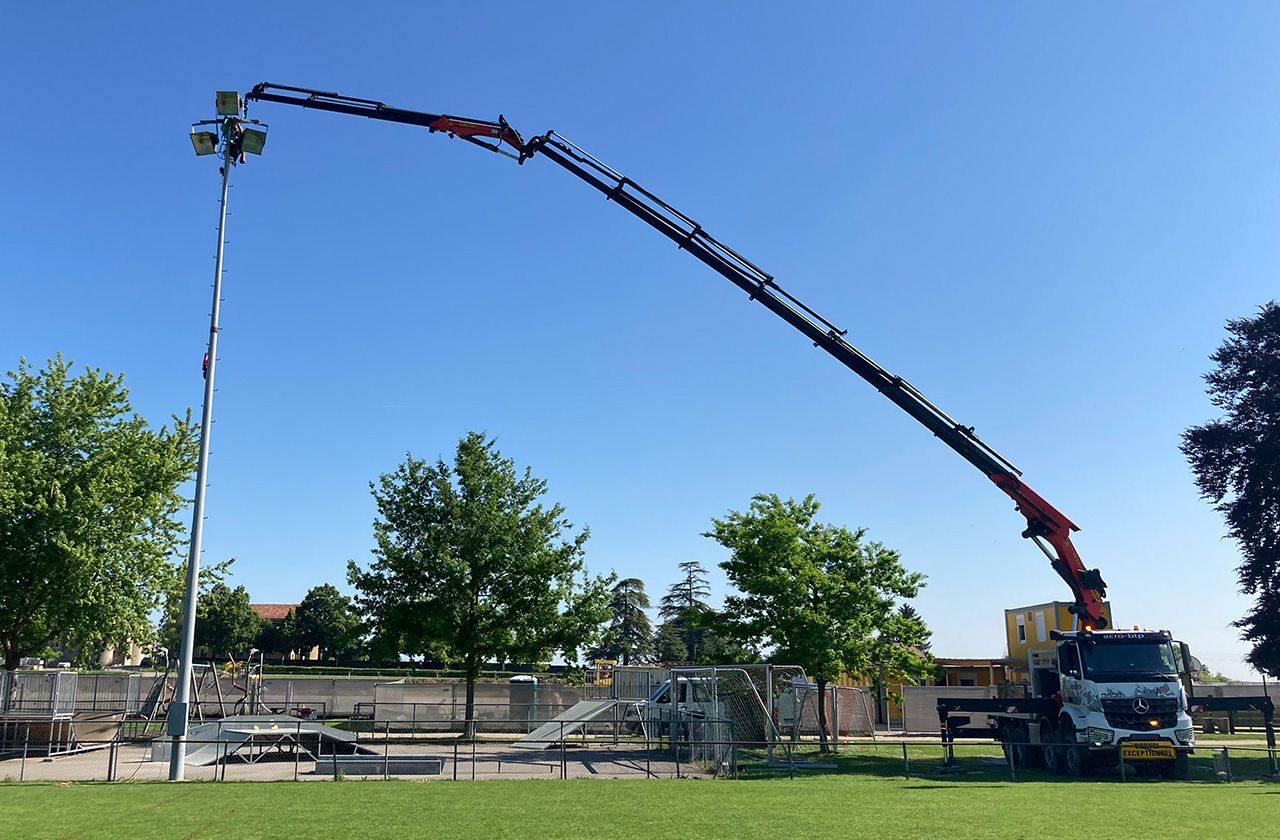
xmin=6 ymin=774 xmax=1279 ymax=840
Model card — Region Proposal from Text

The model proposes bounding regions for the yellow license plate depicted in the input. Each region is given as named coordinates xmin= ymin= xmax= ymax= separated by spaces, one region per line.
xmin=1120 ymin=741 xmax=1175 ymax=760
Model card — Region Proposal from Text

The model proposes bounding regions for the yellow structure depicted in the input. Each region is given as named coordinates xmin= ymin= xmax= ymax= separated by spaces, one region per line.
xmin=1005 ymin=600 xmax=1113 ymax=662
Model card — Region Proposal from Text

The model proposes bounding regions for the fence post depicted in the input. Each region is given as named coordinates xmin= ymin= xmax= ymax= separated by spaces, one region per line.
xmin=107 ymin=738 xmax=118 ymax=782
xmin=20 ymin=722 xmax=30 ymax=781
xmin=294 ymin=722 xmax=301 ymax=782
xmin=1223 ymin=746 xmax=1233 ymax=782
xmin=645 ymin=716 xmax=652 ymax=779
xmin=730 ymin=720 xmax=738 ymax=780
xmin=332 ymin=738 xmax=339 ymax=781
xmin=411 ymin=703 xmax=417 ymax=738
xmin=384 ymin=720 xmax=391 ymax=780
xmin=902 ymin=742 xmax=910 ymax=779
xmin=560 ymin=722 xmax=566 ymax=780
xmin=1006 ymin=740 xmax=1016 ymax=782
xmin=452 ymin=739 xmax=458 ymax=781
xmin=471 ymin=727 xmax=476 ymax=781
xmin=674 ymin=715 xmax=682 ymax=779
xmin=1118 ymin=748 xmax=1127 ymax=782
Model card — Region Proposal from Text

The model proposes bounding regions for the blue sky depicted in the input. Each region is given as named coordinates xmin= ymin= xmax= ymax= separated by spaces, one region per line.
xmin=4 ymin=4 xmax=1277 ymax=677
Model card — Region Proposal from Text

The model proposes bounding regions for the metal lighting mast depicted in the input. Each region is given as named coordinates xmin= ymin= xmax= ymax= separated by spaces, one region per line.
xmin=168 ymin=93 xmax=266 ymax=781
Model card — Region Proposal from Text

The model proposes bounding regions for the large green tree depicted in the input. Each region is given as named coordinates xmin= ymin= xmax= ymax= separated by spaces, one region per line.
xmin=658 ymin=560 xmax=712 ymax=660
xmin=1182 ymin=302 xmax=1280 ymax=677
xmin=0 ymin=357 xmax=197 ymax=670
xmin=590 ymin=578 xmax=654 ymax=665
xmin=194 ymin=583 xmax=260 ymax=658
xmin=295 ymin=584 xmax=363 ymax=660
xmin=348 ymin=432 xmax=612 ymax=729
xmin=707 ymin=493 xmax=932 ymax=751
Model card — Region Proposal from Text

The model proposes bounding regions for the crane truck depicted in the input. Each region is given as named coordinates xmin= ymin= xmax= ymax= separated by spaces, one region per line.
xmin=233 ymin=83 xmax=1274 ymax=779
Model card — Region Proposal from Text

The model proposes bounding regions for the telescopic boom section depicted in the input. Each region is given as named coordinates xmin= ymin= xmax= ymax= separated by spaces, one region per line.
xmin=243 ymin=82 xmax=1109 ymax=629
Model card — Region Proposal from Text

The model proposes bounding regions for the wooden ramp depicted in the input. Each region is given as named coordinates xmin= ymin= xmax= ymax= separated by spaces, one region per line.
xmin=511 ymin=699 xmax=618 ymax=750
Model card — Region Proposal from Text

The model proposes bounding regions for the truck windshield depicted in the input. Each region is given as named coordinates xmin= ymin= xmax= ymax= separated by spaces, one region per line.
xmin=1081 ymin=642 xmax=1178 ymax=681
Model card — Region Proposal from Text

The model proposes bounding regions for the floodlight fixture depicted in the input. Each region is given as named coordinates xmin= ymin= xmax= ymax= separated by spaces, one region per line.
xmin=216 ymin=90 xmax=241 ymax=116
xmin=189 ymin=130 xmax=218 ymax=156
xmin=240 ymin=127 xmax=267 ymax=155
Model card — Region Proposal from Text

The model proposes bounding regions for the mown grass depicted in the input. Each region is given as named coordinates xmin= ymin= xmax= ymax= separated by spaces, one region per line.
xmin=5 ymin=773 xmax=1278 ymax=840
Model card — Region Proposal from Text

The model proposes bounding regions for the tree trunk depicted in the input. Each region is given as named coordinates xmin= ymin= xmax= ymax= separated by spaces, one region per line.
xmin=816 ymin=678 xmax=830 ymax=754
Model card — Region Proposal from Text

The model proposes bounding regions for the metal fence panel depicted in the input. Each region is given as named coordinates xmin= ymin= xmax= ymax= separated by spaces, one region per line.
xmin=901 ymin=685 xmax=996 ymax=734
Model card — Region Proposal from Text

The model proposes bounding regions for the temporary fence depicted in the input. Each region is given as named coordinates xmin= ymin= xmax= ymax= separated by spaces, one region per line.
xmin=2 ymin=720 xmax=1276 ymax=785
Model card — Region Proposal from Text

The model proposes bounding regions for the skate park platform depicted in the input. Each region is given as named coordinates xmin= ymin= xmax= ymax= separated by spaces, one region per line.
xmin=149 ymin=715 xmax=375 ymax=765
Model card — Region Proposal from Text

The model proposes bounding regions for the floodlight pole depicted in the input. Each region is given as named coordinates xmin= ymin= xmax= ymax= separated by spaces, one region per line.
xmin=168 ymin=128 xmax=234 ymax=782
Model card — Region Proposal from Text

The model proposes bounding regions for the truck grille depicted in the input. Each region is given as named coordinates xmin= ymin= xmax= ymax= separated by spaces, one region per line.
xmin=1102 ymin=697 xmax=1177 ymax=731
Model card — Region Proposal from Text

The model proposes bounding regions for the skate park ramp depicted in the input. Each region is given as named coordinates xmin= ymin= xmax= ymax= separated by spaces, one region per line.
xmin=149 ymin=715 xmax=374 ymax=766
xmin=511 ymin=699 xmax=618 ymax=750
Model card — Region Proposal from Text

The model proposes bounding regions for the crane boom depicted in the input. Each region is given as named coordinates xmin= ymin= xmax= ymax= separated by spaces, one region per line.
xmin=244 ymin=82 xmax=1109 ymax=628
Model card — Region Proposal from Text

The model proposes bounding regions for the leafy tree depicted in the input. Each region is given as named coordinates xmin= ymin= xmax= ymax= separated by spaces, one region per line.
xmin=589 ymin=578 xmax=654 ymax=665
xmin=255 ymin=608 xmax=300 ymax=659
xmin=295 ymin=584 xmax=363 ymax=660
xmin=652 ymin=621 xmax=688 ymax=663
xmin=0 ymin=357 xmax=197 ymax=670
xmin=348 ymin=432 xmax=613 ymax=730
xmin=194 ymin=583 xmax=260 ymax=657
xmin=158 ymin=557 xmax=234 ymax=654
xmin=868 ymin=602 xmax=938 ymax=719
xmin=707 ymin=493 xmax=932 ymax=752
xmin=1181 ymin=302 xmax=1280 ymax=677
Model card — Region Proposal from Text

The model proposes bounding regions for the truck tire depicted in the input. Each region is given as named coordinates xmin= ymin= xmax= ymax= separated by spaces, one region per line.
xmin=1055 ymin=719 xmax=1089 ymax=777
xmin=1040 ymin=725 xmax=1066 ymax=774
xmin=1003 ymin=724 xmax=1040 ymax=768
xmin=1064 ymin=741 xmax=1089 ymax=777
xmin=1160 ymin=751 xmax=1190 ymax=781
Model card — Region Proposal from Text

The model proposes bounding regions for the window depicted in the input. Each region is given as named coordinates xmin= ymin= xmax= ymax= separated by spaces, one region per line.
xmin=1060 ymin=644 xmax=1081 ymax=677
xmin=959 ymin=678 xmax=976 ymax=687
xmin=1035 ymin=611 xmax=1047 ymax=643
xmin=1016 ymin=615 xmax=1027 ymax=644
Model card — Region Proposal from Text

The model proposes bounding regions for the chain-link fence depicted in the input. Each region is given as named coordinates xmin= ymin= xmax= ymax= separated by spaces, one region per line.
xmin=0 ymin=712 xmax=733 ymax=783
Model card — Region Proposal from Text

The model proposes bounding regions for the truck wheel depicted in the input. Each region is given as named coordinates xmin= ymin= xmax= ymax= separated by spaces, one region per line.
xmin=1064 ymin=742 xmax=1089 ymax=777
xmin=1160 ymin=751 xmax=1190 ymax=781
xmin=1056 ymin=721 xmax=1088 ymax=777
xmin=1003 ymin=725 xmax=1040 ymax=768
xmin=1041 ymin=726 xmax=1066 ymax=774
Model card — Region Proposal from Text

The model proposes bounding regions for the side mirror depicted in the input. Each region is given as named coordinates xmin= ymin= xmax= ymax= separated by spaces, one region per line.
xmin=1177 ymin=641 xmax=1196 ymax=700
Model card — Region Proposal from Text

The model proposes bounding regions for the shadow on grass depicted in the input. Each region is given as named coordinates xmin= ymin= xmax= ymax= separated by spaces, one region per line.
xmin=734 ymin=743 xmax=1276 ymax=785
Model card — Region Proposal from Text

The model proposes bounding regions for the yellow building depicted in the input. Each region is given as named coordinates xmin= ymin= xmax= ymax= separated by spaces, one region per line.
xmin=1004 ymin=600 xmax=1114 ymax=663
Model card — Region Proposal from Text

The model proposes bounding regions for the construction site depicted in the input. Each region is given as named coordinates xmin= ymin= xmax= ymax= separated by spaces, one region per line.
xmin=5 ymin=8 xmax=1280 ymax=840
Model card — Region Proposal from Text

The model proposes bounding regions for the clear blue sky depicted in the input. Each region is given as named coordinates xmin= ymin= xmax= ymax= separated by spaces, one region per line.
xmin=4 ymin=4 xmax=1277 ymax=677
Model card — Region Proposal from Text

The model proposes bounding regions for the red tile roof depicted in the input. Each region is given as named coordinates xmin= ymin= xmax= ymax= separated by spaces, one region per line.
xmin=251 ymin=604 xmax=297 ymax=621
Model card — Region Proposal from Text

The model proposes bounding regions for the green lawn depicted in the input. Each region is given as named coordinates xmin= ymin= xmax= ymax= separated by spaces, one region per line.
xmin=6 ymin=774 xmax=1278 ymax=840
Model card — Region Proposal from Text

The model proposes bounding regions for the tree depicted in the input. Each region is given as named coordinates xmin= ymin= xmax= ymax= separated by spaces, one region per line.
xmin=158 ymin=557 xmax=234 ymax=655
xmin=1181 ymin=302 xmax=1280 ymax=677
xmin=194 ymin=583 xmax=260 ymax=658
xmin=659 ymin=560 xmax=712 ymax=660
xmin=348 ymin=432 xmax=612 ymax=730
xmin=652 ymin=621 xmax=688 ymax=663
xmin=868 ymin=602 xmax=938 ymax=721
xmin=0 ymin=357 xmax=197 ymax=670
xmin=707 ymin=493 xmax=933 ymax=752
xmin=255 ymin=608 xmax=300 ymax=659
xmin=589 ymin=578 xmax=654 ymax=665
xmin=294 ymin=584 xmax=363 ymax=660
xmin=894 ymin=604 xmax=932 ymax=654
